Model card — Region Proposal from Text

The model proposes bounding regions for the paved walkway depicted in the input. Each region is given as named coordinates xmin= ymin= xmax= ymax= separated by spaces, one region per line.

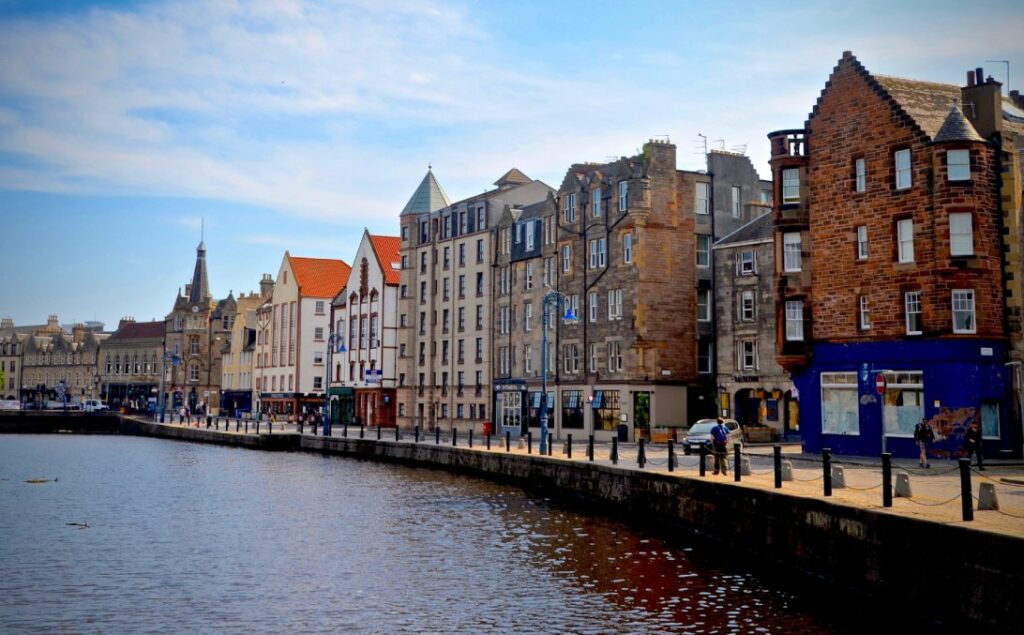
xmin=151 ymin=416 xmax=1024 ymax=538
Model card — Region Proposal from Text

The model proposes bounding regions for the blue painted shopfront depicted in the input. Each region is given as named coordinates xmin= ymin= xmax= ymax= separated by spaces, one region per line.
xmin=793 ymin=339 xmax=1016 ymax=459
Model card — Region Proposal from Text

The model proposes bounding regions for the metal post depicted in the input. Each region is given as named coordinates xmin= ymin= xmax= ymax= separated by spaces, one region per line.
xmin=505 ymin=430 xmax=511 ymax=452
xmin=343 ymin=421 xmax=348 ymax=438
xmin=773 ymin=445 xmax=782 ymax=489
xmin=822 ymin=449 xmax=832 ymax=497
xmin=395 ymin=425 xmax=400 ymax=442
xmin=547 ymin=432 xmax=553 ymax=456
xmin=298 ymin=420 xmax=303 ymax=435
xmin=527 ymin=431 xmax=532 ymax=454
xmin=588 ymin=434 xmax=594 ymax=462
xmin=377 ymin=425 xmax=382 ymax=441
xmin=959 ymin=458 xmax=974 ymax=521
xmin=415 ymin=425 xmax=420 ymax=443
xmin=245 ymin=420 xmax=249 ymax=434
xmin=637 ymin=438 xmax=646 ymax=469
xmin=699 ymin=444 xmax=707 ymax=477
xmin=611 ymin=437 xmax=618 ymax=465
xmin=567 ymin=433 xmax=573 ymax=459
xmin=268 ymin=420 xmax=272 ymax=435
xmin=452 ymin=428 xmax=457 ymax=447
xmin=882 ymin=452 xmax=893 ymax=508
xmin=256 ymin=420 xmax=259 ymax=434
xmin=733 ymin=443 xmax=742 ymax=482
xmin=469 ymin=429 xmax=473 ymax=448
xmin=359 ymin=423 xmax=365 ymax=439
xmin=667 ymin=440 xmax=675 ymax=472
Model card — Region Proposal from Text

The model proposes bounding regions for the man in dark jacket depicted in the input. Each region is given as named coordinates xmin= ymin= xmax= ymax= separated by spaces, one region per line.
xmin=711 ymin=418 xmax=730 ymax=475
xmin=913 ymin=418 xmax=934 ymax=468
xmin=965 ymin=420 xmax=984 ymax=470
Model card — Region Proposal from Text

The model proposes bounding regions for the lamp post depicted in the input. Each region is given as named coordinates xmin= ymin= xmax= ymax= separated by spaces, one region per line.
xmin=540 ymin=287 xmax=578 ymax=455
xmin=323 ymin=329 xmax=347 ymax=436
xmin=256 ymin=306 xmax=271 ymax=419
xmin=157 ymin=352 xmax=179 ymax=422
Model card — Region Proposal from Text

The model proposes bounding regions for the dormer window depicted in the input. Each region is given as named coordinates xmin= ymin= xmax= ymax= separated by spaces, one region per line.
xmin=947 ymin=150 xmax=970 ymax=181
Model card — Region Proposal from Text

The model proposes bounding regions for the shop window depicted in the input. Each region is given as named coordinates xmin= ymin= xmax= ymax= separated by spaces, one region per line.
xmin=882 ymin=372 xmax=923 ymax=438
xmin=821 ymin=372 xmax=859 ymax=435
xmin=592 ymin=390 xmax=620 ymax=432
xmin=562 ymin=390 xmax=584 ymax=429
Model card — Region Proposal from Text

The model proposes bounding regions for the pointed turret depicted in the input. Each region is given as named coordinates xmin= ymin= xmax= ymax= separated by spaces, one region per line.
xmin=400 ymin=168 xmax=450 ymax=216
xmin=188 ymin=240 xmax=211 ymax=305
xmin=934 ymin=102 xmax=985 ymax=143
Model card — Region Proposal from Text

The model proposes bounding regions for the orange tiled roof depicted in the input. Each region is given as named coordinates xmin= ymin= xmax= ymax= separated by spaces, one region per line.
xmin=289 ymin=256 xmax=351 ymax=298
xmin=370 ymin=235 xmax=402 ymax=285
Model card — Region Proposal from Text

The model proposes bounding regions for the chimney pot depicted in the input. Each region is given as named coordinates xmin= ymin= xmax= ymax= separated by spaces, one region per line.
xmin=967 ymin=70 xmax=976 ymax=87
xmin=976 ymin=67 xmax=984 ymax=82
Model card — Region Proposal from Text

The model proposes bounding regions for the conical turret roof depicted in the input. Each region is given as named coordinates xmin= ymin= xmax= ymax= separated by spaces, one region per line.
xmin=934 ymin=103 xmax=985 ymax=143
xmin=400 ymin=169 xmax=450 ymax=216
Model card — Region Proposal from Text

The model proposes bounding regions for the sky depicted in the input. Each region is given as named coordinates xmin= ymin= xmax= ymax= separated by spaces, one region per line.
xmin=1 ymin=0 xmax=1022 ymax=329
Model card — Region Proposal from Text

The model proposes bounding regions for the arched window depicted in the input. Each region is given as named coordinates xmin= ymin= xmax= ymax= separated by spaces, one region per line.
xmin=134 ymin=354 xmax=140 ymax=374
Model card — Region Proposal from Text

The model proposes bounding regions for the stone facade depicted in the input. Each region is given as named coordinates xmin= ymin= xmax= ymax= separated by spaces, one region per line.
xmin=770 ymin=52 xmax=1018 ymax=458
xmin=0 ymin=318 xmax=29 ymax=399
xmin=220 ymin=288 xmax=267 ymax=416
xmin=100 ymin=317 xmax=165 ymax=411
xmin=19 ymin=316 xmax=106 ymax=406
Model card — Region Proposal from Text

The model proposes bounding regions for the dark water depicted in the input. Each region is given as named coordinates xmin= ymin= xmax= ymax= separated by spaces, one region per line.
xmin=0 ymin=435 xmax=847 ymax=633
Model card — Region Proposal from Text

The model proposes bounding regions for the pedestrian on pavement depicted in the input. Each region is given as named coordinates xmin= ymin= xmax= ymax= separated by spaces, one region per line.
xmin=965 ymin=419 xmax=984 ymax=470
xmin=711 ymin=418 xmax=730 ymax=475
xmin=913 ymin=418 xmax=934 ymax=468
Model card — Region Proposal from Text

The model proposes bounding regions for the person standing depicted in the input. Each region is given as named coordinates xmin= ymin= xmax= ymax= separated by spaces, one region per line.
xmin=913 ymin=418 xmax=934 ymax=468
xmin=965 ymin=419 xmax=984 ymax=470
xmin=710 ymin=418 xmax=731 ymax=475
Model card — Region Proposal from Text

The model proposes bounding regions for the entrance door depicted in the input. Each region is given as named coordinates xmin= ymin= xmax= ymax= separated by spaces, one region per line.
xmin=634 ymin=392 xmax=650 ymax=439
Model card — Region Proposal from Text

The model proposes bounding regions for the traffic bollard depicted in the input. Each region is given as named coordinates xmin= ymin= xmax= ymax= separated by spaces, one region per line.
xmin=452 ymin=428 xmax=457 ymax=447
xmin=882 ymin=453 xmax=893 ymax=507
xmin=734 ymin=443 xmax=742 ymax=482
xmin=667 ymin=440 xmax=675 ymax=472
xmin=611 ymin=437 xmax=618 ymax=465
xmin=415 ymin=425 xmax=420 ymax=443
xmin=637 ymin=438 xmax=646 ymax=469
xmin=469 ymin=429 xmax=473 ymax=448
xmin=395 ymin=425 xmax=400 ymax=442
xmin=377 ymin=425 xmax=382 ymax=441
xmin=959 ymin=458 xmax=973 ymax=521
xmin=773 ymin=445 xmax=782 ymax=489
xmin=699 ymin=445 xmax=707 ymax=477
xmin=548 ymin=432 xmax=553 ymax=456
xmin=588 ymin=435 xmax=594 ymax=462
xmin=436 ymin=426 xmax=441 ymax=445
xmin=360 ymin=424 xmax=365 ymax=439
xmin=567 ymin=433 xmax=573 ymax=459
xmin=505 ymin=431 xmax=511 ymax=452
xmin=527 ymin=431 xmax=532 ymax=454
xmin=822 ymin=449 xmax=832 ymax=497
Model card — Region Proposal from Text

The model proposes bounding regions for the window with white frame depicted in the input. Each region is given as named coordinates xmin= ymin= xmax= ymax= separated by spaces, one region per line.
xmin=855 ymin=157 xmax=866 ymax=192
xmin=821 ymin=372 xmax=860 ymax=435
xmin=592 ymin=187 xmax=602 ymax=217
xmin=588 ymin=292 xmax=598 ymax=323
xmin=564 ymin=193 xmax=577 ymax=222
xmin=905 ymin=291 xmax=922 ymax=335
xmin=857 ymin=226 xmax=868 ymax=260
xmin=949 ymin=213 xmax=973 ymax=256
xmin=562 ymin=245 xmax=571 ymax=272
xmin=524 ymin=345 xmax=533 ymax=375
xmin=525 ymin=262 xmax=534 ymax=290
xmin=623 ymin=233 xmax=633 ymax=263
xmin=740 ymin=290 xmax=755 ymax=321
xmin=525 ymin=222 xmax=535 ymax=250
xmin=313 ymin=376 xmax=323 ymax=390
xmin=785 ymin=301 xmax=803 ymax=340
xmin=947 ymin=149 xmax=970 ymax=181
xmin=314 ymin=351 xmax=324 ymax=364
xmin=895 ymin=149 xmax=912 ymax=190
xmin=731 ymin=185 xmax=741 ymax=218
xmin=783 ymin=233 xmax=802 ymax=272
xmin=314 ymin=327 xmax=324 ymax=341
xmin=859 ymin=295 xmax=871 ymax=330
xmin=589 ymin=238 xmax=606 ymax=269
xmin=697 ymin=288 xmax=711 ymax=322
xmin=952 ymin=289 xmax=975 ymax=333
xmin=739 ymin=340 xmax=758 ymax=371
xmin=589 ymin=343 xmax=598 ymax=372
xmin=897 ymin=219 xmax=914 ymax=263
xmin=607 ymin=289 xmax=623 ymax=320
xmin=782 ymin=169 xmax=800 ymax=203
xmin=737 ymin=249 xmax=756 ymax=275
xmin=315 ymin=300 xmax=325 ymax=314
xmin=696 ymin=182 xmax=709 ymax=214
xmin=618 ymin=181 xmax=628 ymax=212
xmin=568 ymin=295 xmax=579 ymax=322
xmin=607 ymin=341 xmax=622 ymax=372
xmin=697 ymin=235 xmax=711 ymax=267
xmin=563 ymin=344 xmax=579 ymax=373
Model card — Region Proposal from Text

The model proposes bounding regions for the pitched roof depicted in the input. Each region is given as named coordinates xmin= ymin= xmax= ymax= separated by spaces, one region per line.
xmin=108 ymin=321 xmax=166 ymax=341
xmin=872 ymin=74 xmax=963 ymax=140
xmin=494 ymin=168 xmax=531 ymax=188
xmin=713 ymin=213 xmax=773 ymax=248
xmin=934 ymin=103 xmax=985 ymax=143
xmin=289 ymin=256 xmax=351 ymax=298
xmin=401 ymin=169 xmax=450 ymax=216
xmin=369 ymin=234 xmax=402 ymax=285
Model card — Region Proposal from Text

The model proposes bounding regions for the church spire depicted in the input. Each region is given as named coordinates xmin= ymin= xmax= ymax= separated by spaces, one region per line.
xmin=188 ymin=236 xmax=211 ymax=305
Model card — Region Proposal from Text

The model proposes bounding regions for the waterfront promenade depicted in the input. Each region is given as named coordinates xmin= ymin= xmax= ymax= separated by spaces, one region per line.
xmin=144 ymin=415 xmax=1024 ymax=538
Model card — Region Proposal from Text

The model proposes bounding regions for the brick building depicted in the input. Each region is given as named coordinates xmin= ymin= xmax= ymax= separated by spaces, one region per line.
xmin=770 ymin=52 xmax=1022 ymax=458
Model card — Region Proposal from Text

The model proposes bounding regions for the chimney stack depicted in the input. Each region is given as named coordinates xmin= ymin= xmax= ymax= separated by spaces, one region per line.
xmin=962 ymin=66 xmax=1003 ymax=139
xmin=72 ymin=323 xmax=87 ymax=343
xmin=967 ymin=70 xmax=975 ymax=87
xmin=118 ymin=315 xmax=135 ymax=330
xmin=260 ymin=273 xmax=275 ymax=298
xmin=1 ymin=317 xmax=12 ymax=330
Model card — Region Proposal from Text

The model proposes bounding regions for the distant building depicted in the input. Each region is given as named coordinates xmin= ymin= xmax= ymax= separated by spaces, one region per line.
xmin=220 ymin=287 xmax=267 ymax=416
xmin=712 ymin=213 xmax=794 ymax=438
xmin=19 ymin=316 xmax=106 ymax=406
xmin=0 ymin=318 xmax=32 ymax=400
xmin=99 ymin=317 xmax=165 ymax=410
xmin=769 ymin=52 xmax=1022 ymax=458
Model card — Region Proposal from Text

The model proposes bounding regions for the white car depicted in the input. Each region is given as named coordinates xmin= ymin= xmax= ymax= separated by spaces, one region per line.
xmin=682 ymin=419 xmax=743 ymax=455
xmin=83 ymin=399 xmax=109 ymax=413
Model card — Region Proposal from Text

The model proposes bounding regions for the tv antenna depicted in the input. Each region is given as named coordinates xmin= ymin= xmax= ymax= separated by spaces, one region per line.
xmin=985 ymin=60 xmax=1010 ymax=94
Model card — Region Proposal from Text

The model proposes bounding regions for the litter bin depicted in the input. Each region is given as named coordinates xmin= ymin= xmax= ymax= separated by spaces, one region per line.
xmin=482 ymin=421 xmax=492 ymax=437
xmin=617 ymin=424 xmax=629 ymax=442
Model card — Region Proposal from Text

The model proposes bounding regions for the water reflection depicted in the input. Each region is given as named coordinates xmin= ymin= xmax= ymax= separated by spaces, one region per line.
xmin=0 ymin=436 xmax=840 ymax=633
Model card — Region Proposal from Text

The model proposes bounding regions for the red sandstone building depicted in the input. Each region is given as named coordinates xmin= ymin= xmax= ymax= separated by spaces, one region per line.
xmin=769 ymin=52 xmax=1023 ymax=458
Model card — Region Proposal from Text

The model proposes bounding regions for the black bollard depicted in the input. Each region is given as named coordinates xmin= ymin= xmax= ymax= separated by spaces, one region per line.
xmin=435 ymin=426 xmax=441 ymax=445
xmin=269 ymin=421 xmax=272 ymax=435
xmin=774 ymin=445 xmax=782 ymax=489
xmin=452 ymin=428 xmax=457 ymax=447
xmin=667 ymin=440 xmax=675 ymax=472
xmin=360 ymin=424 xmax=365 ymax=439
xmin=734 ymin=443 xmax=742 ymax=482
xmin=236 ymin=419 xmax=240 ymax=433
xmin=882 ymin=453 xmax=893 ymax=507
xmin=486 ymin=429 xmax=491 ymax=450
xmin=822 ymin=449 xmax=832 ymax=497
xmin=395 ymin=425 xmax=400 ymax=442
xmin=505 ymin=430 xmax=511 ymax=452
xmin=547 ymin=433 xmax=553 ymax=456
xmin=959 ymin=458 xmax=973 ymax=521
xmin=588 ymin=434 xmax=595 ymax=462
xmin=206 ymin=417 xmax=211 ymax=429
xmin=469 ymin=429 xmax=473 ymax=448
xmin=611 ymin=437 xmax=619 ymax=465
xmin=377 ymin=425 xmax=382 ymax=441
xmin=415 ymin=425 xmax=420 ymax=443
xmin=527 ymin=431 xmax=532 ymax=454
xmin=567 ymin=433 xmax=573 ymax=459
xmin=256 ymin=420 xmax=260 ymax=434
xmin=699 ymin=444 xmax=707 ymax=477
xmin=343 ymin=421 xmax=348 ymax=438
xmin=245 ymin=420 xmax=249 ymax=434
xmin=298 ymin=420 xmax=303 ymax=435
xmin=638 ymin=438 xmax=646 ymax=469
xmin=312 ymin=420 xmax=317 ymax=436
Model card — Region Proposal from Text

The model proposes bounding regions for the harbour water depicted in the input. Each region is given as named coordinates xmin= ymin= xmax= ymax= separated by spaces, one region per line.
xmin=1 ymin=435 xmax=857 ymax=633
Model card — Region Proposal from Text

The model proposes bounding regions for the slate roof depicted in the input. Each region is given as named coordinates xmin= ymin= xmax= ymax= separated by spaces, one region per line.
xmin=713 ymin=213 xmax=773 ymax=248
xmin=289 ymin=256 xmax=351 ymax=298
xmin=369 ymin=234 xmax=402 ymax=285
xmin=107 ymin=321 xmax=166 ymax=341
xmin=934 ymin=104 xmax=985 ymax=143
xmin=494 ymin=168 xmax=531 ymax=188
xmin=400 ymin=170 xmax=450 ymax=216
xmin=872 ymin=74 xmax=962 ymax=140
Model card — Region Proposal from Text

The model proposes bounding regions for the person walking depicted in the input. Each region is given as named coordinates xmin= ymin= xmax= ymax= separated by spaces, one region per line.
xmin=965 ymin=419 xmax=984 ymax=470
xmin=711 ymin=418 xmax=730 ymax=475
xmin=913 ymin=418 xmax=934 ymax=468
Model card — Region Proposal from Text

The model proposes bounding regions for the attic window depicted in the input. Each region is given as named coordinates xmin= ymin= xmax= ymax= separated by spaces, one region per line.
xmin=947 ymin=150 xmax=970 ymax=181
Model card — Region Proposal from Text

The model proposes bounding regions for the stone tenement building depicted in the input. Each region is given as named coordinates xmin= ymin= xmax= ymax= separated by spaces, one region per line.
xmin=769 ymin=52 xmax=1023 ymax=459
xmin=397 ymin=168 xmax=552 ymax=432
xmin=19 ymin=316 xmax=106 ymax=405
xmin=0 ymin=318 xmax=32 ymax=399
xmin=99 ymin=317 xmax=165 ymax=410
xmin=164 ymin=240 xmax=230 ymax=415
xmin=712 ymin=213 xmax=794 ymax=438
xmin=220 ymin=286 xmax=268 ymax=416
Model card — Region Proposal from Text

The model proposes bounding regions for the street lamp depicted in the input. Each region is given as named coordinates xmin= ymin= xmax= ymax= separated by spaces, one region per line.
xmin=540 ymin=287 xmax=578 ymax=454
xmin=323 ymin=329 xmax=347 ymax=436
xmin=157 ymin=351 xmax=179 ymax=422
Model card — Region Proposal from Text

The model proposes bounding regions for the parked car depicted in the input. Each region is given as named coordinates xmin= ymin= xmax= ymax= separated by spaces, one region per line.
xmin=83 ymin=399 xmax=109 ymax=413
xmin=682 ymin=418 xmax=742 ymax=455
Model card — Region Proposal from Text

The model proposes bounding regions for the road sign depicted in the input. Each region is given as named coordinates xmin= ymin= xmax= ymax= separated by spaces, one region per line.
xmin=875 ymin=373 xmax=887 ymax=395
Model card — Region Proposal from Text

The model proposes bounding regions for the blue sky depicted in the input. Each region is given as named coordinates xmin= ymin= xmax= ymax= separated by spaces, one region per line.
xmin=2 ymin=0 xmax=1022 ymax=329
